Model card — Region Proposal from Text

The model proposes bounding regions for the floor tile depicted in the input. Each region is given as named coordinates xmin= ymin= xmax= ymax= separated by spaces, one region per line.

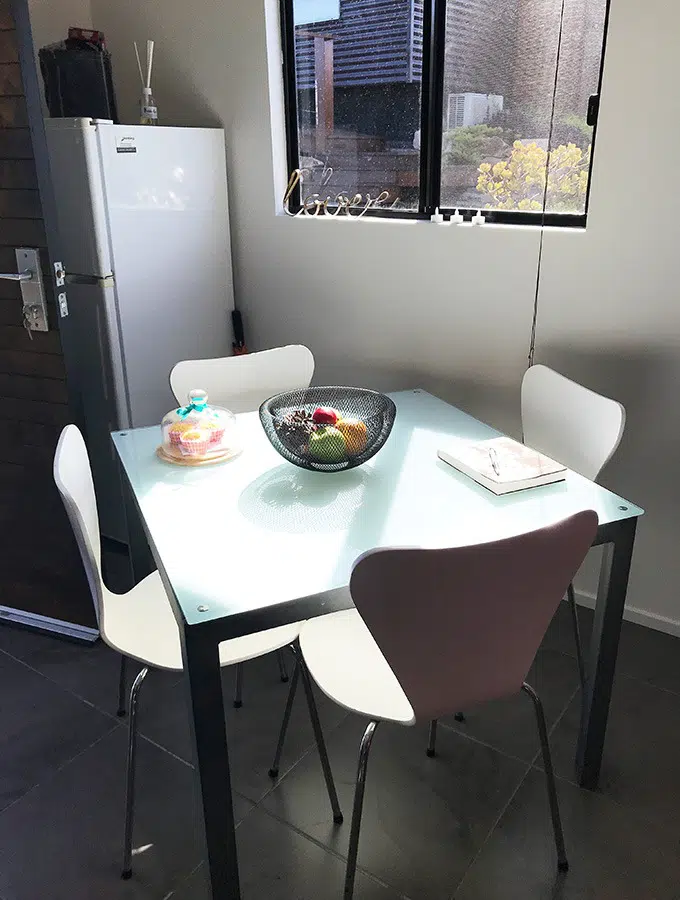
xmin=0 ymin=625 xmax=180 ymax=721
xmin=614 ymin=619 xmax=680 ymax=696
xmin=0 ymin=726 xmax=252 ymax=900
xmin=543 ymin=598 xmax=680 ymax=697
xmin=261 ymin=714 xmax=528 ymax=900
xmin=169 ymin=807 xmax=406 ymax=900
xmin=0 ymin=650 xmax=117 ymax=812
xmin=454 ymin=768 xmax=680 ymax=900
xmin=139 ymin=653 xmax=348 ymax=803
xmin=548 ymin=674 xmax=680 ymax=833
xmin=439 ymin=648 xmax=579 ymax=762
xmin=1 ymin=592 xmax=679 ymax=900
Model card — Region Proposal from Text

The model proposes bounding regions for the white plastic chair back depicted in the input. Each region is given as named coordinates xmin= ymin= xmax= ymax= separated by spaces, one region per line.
xmin=53 ymin=424 xmax=105 ymax=627
xmin=170 ymin=345 xmax=315 ymax=413
xmin=521 ymin=364 xmax=625 ymax=481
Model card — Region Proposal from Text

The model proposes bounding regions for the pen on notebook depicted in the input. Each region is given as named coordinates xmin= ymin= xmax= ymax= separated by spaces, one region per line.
xmin=488 ymin=447 xmax=500 ymax=477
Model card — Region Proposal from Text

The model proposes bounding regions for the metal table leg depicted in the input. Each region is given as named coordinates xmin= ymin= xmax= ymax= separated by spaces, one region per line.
xmin=576 ymin=517 xmax=637 ymax=789
xmin=181 ymin=625 xmax=240 ymax=900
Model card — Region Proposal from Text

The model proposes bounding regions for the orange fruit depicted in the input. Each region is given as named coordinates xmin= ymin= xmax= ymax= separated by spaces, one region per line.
xmin=336 ymin=417 xmax=367 ymax=455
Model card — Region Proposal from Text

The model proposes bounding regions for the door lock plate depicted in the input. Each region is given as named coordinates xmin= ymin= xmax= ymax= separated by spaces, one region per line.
xmin=17 ymin=248 xmax=48 ymax=333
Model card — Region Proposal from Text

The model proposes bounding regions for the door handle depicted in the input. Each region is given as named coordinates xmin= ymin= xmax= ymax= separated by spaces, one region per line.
xmin=0 ymin=270 xmax=33 ymax=282
xmin=6 ymin=248 xmax=49 ymax=333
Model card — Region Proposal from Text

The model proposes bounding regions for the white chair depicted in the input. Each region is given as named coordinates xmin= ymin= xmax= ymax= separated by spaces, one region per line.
xmin=169 ymin=343 xmax=315 ymax=705
xmin=53 ymin=424 xmax=342 ymax=881
xmin=521 ymin=364 xmax=625 ymax=685
xmin=300 ymin=512 xmax=598 ymax=899
xmin=169 ymin=344 xmax=315 ymax=414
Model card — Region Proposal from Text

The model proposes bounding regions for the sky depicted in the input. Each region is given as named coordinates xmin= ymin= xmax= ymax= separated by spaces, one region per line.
xmin=294 ymin=0 xmax=340 ymax=26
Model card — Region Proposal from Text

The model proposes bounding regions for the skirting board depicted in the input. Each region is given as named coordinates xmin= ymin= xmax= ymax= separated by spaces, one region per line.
xmin=574 ymin=589 xmax=680 ymax=639
xmin=0 ymin=606 xmax=99 ymax=643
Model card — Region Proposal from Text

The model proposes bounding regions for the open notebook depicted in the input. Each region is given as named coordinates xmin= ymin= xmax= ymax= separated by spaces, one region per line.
xmin=438 ymin=436 xmax=567 ymax=495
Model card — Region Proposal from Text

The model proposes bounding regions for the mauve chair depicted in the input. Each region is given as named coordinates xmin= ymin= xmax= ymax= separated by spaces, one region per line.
xmin=299 ymin=510 xmax=599 ymax=900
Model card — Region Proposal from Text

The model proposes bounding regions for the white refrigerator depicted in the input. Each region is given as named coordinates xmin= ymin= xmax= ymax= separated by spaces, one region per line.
xmin=46 ymin=118 xmax=234 ymax=541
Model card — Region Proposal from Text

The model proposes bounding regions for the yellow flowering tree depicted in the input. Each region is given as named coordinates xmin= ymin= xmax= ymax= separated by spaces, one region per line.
xmin=477 ymin=141 xmax=591 ymax=213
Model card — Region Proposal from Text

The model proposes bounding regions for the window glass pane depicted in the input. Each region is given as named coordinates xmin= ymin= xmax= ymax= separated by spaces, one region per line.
xmin=439 ymin=0 xmax=607 ymax=216
xmin=292 ymin=0 xmax=423 ymax=211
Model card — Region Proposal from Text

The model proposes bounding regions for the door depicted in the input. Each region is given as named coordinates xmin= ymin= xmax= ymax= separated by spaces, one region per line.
xmin=0 ymin=0 xmax=96 ymax=636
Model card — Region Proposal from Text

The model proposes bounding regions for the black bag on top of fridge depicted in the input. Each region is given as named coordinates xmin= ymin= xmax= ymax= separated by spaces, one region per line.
xmin=39 ymin=36 xmax=119 ymax=122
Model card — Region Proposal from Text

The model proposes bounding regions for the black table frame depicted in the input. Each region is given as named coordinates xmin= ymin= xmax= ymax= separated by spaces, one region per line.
xmin=131 ymin=492 xmax=639 ymax=900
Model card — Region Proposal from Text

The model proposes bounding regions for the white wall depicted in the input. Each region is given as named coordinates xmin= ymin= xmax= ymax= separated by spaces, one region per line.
xmin=86 ymin=0 xmax=680 ymax=632
xmin=536 ymin=0 xmax=680 ymax=631
xmin=28 ymin=0 xmax=92 ymax=55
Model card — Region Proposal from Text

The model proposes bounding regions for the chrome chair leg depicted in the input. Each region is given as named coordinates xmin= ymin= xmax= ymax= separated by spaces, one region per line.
xmin=117 ymin=655 xmax=128 ymax=717
xmin=296 ymin=648 xmax=343 ymax=825
xmin=567 ymin=582 xmax=586 ymax=689
xmin=268 ymin=659 xmax=300 ymax=778
xmin=233 ymin=662 xmax=244 ymax=709
xmin=276 ymin=648 xmax=289 ymax=683
xmin=522 ymin=682 xmax=568 ymax=872
xmin=426 ymin=719 xmax=437 ymax=757
xmin=344 ymin=720 xmax=379 ymax=900
xmin=121 ymin=666 xmax=149 ymax=879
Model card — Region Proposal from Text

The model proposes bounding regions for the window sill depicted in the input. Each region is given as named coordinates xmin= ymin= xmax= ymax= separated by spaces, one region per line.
xmin=275 ymin=210 xmax=587 ymax=233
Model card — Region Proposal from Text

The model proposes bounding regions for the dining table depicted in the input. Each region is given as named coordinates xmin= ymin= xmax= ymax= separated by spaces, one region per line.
xmin=112 ymin=388 xmax=643 ymax=900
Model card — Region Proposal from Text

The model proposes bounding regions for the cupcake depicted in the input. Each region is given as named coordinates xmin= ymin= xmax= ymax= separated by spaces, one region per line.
xmin=168 ymin=421 xmax=193 ymax=445
xmin=204 ymin=420 xmax=226 ymax=447
xmin=179 ymin=428 xmax=210 ymax=457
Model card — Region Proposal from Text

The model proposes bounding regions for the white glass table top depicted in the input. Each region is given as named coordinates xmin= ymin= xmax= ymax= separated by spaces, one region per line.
xmin=113 ymin=389 xmax=642 ymax=628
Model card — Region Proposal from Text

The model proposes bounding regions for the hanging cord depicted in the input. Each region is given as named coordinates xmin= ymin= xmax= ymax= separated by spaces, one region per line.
xmin=527 ymin=0 xmax=567 ymax=368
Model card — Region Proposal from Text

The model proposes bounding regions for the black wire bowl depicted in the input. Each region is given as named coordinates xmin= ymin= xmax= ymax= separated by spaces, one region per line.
xmin=260 ymin=387 xmax=397 ymax=472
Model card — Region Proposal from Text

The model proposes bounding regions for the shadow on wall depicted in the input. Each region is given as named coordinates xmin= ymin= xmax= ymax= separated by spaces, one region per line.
xmin=152 ymin=72 xmax=223 ymax=128
xmin=534 ymin=345 xmax=673 ymax=496
xmin=310 ymin=358 xmax=525 ymax=441
xmin=535 ymin=344 xmax=680 ymax=624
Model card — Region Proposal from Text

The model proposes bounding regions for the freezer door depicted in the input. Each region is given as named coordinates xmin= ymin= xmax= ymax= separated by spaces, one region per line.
xmin=95 ymin=124 xmax=234 ymax=426
xmin=44 ymin=118 xmax=113 ymax=277
xmin=66 ymin=281 xmax=128 ymax=542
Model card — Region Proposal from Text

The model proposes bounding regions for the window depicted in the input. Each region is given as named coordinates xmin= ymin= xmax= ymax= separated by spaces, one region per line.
xmin=280 ymin=0 xmax=609 ymax=224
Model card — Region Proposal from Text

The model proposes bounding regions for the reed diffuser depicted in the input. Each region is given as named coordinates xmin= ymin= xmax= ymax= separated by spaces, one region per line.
xmin=134 ymin=40 xmax=157 ymax=125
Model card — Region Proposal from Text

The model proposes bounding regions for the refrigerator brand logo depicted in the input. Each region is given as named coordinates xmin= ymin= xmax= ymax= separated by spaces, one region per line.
xmin=116 ymin=136 xmax=137 ymax=154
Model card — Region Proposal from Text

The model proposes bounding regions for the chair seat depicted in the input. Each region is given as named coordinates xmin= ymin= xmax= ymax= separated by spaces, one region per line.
xmin=102 ymin=571 xmax=302 ymax=672
xmin=300 ymin=609 xmax=415 ymax=725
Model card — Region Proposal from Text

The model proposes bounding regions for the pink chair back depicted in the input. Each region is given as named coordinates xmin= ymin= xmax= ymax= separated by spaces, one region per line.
xmin=349 ymin=511 xmax=598 ymax=721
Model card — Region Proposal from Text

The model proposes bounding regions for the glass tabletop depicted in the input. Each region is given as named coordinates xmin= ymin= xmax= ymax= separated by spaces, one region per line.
xmin=113 ymin=389 xmax=642 ymax=629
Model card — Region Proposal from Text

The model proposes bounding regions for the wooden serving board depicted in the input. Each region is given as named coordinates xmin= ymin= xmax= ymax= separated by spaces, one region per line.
xmin=156 ymin=445 xmax=242 ymax=467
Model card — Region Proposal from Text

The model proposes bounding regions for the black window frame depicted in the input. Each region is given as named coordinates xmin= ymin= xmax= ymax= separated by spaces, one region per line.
xmin=279 ymin=0 xmax=610 ymax=227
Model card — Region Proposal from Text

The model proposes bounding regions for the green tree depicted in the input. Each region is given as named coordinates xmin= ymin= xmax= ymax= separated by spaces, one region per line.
xmin=442 ymin=125 xmax=507 ymax=166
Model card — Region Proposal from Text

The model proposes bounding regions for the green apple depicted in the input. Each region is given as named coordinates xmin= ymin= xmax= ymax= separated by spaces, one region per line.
xmin=308 ymin=426 xmax=347 ymax=463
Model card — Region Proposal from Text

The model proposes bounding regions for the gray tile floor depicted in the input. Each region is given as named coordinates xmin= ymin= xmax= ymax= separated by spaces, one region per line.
xmin=0 ymin=602 xmax=679 ymax=900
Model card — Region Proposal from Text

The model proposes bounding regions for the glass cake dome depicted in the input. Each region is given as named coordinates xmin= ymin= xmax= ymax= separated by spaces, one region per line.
xmin=160 ymin=389 xmax=238 ymax=463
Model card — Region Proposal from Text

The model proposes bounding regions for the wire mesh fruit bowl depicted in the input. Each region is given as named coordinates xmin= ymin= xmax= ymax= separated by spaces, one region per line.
xmin=260 ymin=387 xmax=397 ymax=472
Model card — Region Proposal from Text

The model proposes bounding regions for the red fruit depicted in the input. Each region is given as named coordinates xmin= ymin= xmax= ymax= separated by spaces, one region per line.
xmin=312 ymin=406 xmax=339 ymax=425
